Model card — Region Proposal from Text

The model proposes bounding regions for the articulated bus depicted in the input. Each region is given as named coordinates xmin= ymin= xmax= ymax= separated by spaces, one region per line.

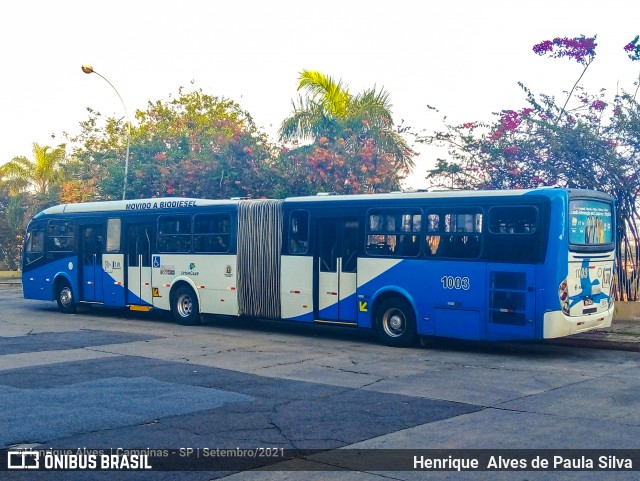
xmin=22 ymin=188 xmax=615 ymax=346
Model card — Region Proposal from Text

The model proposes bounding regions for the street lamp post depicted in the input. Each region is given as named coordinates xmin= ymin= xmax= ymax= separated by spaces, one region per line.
xmin=81 ymin=65 xmax=131 ymax=200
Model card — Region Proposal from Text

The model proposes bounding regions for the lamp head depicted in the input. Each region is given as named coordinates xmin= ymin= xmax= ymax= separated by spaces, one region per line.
xmin=81 ymin=65 xmax=94 ymax=74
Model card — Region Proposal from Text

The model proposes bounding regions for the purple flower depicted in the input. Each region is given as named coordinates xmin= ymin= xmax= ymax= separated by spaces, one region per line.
xmin=624 ymin=35 xmax=640 ymax=61
xmin=590 ymin=100 xmax=606 ymax=111
xmin=533 ymin=35 xmax=597 ymax=66
xmin=533 ymin=40 xmax=553 ymax=54
xmin=503 ymin=145 xmax=519 ymax=156
xmin=499 ymin=110 xmax=521 ymax=131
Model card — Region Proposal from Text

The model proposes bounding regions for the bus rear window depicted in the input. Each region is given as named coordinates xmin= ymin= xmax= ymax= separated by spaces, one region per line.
xmin=569 ymin=200 xmax=613 ymax=245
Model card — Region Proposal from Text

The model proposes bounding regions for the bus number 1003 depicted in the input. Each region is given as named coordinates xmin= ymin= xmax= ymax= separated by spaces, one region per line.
xmin=441 ymin=276 xmax=470 ymax=290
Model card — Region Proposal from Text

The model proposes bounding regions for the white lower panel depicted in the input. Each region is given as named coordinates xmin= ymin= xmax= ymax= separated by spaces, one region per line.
xmin=281 ymin=256 xmax=313 ymax=320
xmin=543 ymin=304 xmax=614 ymax=338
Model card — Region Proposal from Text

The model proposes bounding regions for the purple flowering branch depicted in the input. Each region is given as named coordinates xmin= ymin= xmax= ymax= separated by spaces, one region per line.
xmin=624 ymin=35 xmax=640 ymax=99
xmin=533 ymin=35 xmax=597 ymax=124
xmin=624 ymin=35 xmax=640 ymax=61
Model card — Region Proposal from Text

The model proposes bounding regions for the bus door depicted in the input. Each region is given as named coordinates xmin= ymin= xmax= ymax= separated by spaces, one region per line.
xmin=316 ymin=218 xmax=359 ymax=323
xmin=126 ymin=223 xmax=153 ymax=306
xmin=486 ymin=265 xmax=536 ymax=338
xmin=79 ymin=225 xmax=104 ymax=303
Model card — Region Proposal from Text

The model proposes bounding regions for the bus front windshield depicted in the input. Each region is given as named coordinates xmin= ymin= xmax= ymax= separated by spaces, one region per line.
xmin=569 ymin=199 xmax=613 ymax=245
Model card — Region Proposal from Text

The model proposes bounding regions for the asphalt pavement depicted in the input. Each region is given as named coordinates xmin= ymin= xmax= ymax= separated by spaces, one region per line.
xmin=1 ymin=275 xmax=638 ymax=352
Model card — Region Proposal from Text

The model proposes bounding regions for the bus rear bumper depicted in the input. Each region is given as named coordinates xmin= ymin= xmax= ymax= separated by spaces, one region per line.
xmin=543 ymin=304 xmax=614 ymax=339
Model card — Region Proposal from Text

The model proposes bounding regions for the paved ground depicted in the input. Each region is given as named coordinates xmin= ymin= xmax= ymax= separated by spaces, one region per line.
xmin=2 ymin=273 xmax=639 ymax=352
xmin=550 ymin=320 xmax=640 ymax=351
xmin=0 ymin=281 xmax=639 ymax=480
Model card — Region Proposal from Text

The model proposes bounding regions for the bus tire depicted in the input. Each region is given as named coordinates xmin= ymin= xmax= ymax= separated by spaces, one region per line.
xmin=171 ymin=285 xmax=201 ymax=325
xmin=56 ymin=280 xmax=76 ymax=314
xmin=375 ymin=297 xmax=417 ymax=347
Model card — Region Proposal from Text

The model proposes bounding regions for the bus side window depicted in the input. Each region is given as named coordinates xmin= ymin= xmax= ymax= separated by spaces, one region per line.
xmin=366 ymin=210 xmax=421 ymax=257
xmin=486 ymin=205 xmax=540 ymax=262
xmin=289 ymin=211 xmax=309 ymax=254
xmin=194 ymin=213 xmax=230 ymax=253
xmin=96 ymin=233 xmax=103 ymax=264
xmin=157 ymin=215 xmax=192 ymax=253
xmin=83 ymin=228 xmax=95 ymax=265
xmin=319 ymin=222 xmax=338 ymax=272
xmin=106 ymin=218 xmax=121 ymax=253
xmin=427 ymin=211 xmax=482 ymax=259
xmin=425 ymin=213 xmax=441 ymax=256
xmin=396 ymin=235 xmax=419 ymax=256
xmin=24 ymin=224 xmax=45 ymax=265
xmin=342 ymin=220 xmax=360 ymax=273
xmin=47 ymin=221 xmax=75 ymax=253
xmin=489 ymin=205 xmax=537 ymax=234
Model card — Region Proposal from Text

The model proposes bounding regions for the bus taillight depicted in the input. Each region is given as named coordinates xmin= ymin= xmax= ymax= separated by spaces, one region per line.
xmin=559 ymin=279 xmax=570 ymax=315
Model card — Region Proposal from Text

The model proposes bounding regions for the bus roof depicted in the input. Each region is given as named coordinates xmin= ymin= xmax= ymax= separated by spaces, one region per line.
xmin=34 ymin=187 xmax=611 ymax=218
xmin=38 ymin=197 xmax=239 ymax=216
xmin=283 ymin=187 xmax=569 ymax=203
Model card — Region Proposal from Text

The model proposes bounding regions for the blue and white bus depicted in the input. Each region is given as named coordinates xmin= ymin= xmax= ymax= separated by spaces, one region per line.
xmin=22 ymin=188 xmax=615 ymax=346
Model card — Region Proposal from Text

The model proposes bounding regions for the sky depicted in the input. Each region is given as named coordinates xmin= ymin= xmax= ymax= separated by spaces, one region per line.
xmin=1 ymin=0 xmax=639 ymax=190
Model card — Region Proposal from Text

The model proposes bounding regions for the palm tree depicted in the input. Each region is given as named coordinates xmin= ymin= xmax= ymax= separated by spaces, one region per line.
xmin=279 ymin=70 xmax=414 ymax=173
xmin=0 ymin=143 xmax=66 ymax=196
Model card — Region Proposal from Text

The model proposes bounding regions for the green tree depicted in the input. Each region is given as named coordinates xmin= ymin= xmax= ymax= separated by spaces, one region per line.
xmin=417 ymin=35 xmax=640 ymax=300
xmin=0 ymin=143 xmax=67 ymax=271
xmin=70 ymin=87 xmax=277 ymax=200
xmin=0 ymin=143 xmax=66 ymax=199
xmin=63 ymin=107 xmax=125 ymax=202
xmin=0 ymin=142 xmax=67 ymax=235
xmin=0 ymin=185 xmax=23 ymax=270
xmin=279 ymin=70 xmax=414 ymax=194
xmin=67 ymin=104 xmax=153 ymax=201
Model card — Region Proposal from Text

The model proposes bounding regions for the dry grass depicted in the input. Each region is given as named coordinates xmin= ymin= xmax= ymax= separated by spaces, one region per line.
xmin=0 ymin=271 xmax=20 ymax=279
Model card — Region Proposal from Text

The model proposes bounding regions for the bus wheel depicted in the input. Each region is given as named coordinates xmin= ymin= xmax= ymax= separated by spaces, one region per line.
xmin=376 ymin=297 xmax=417 ymax=347
xmin=171 ymin=285 xmax=201 ymax=325
xmin=56 ymin=280 xmax=76 ymax=314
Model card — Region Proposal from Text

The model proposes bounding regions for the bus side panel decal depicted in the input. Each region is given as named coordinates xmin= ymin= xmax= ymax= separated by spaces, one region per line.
xmin=357 ymin=258 xmax=487 ymax=336
xmin=356 ymin=258 xmax=403 ymax=328
xmin=102 ymin=254 xmax=125 ymax=306
xmin=357 ymin=258 xmax=403 ymax=286
xmin=567 ymin=256 xmax=612 ymax=316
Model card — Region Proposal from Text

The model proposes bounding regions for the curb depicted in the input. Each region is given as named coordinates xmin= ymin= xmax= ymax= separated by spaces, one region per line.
xmin=546 ymin=337 xmax=640 ymax=352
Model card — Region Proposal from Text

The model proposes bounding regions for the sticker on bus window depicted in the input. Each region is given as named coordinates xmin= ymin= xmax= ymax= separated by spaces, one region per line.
xmin=569 ymin=200 xmax=612 ymax=245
